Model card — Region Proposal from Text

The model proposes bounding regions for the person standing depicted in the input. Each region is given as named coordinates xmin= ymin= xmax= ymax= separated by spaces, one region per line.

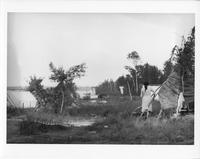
xmin=140 ymin=82 xmax=155 ymax=118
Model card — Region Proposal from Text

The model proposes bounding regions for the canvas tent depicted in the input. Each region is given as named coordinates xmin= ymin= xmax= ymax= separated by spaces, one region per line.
xmin=157 ymin=65 xmax=194 ymax=111
xmin=7 ymin=90 xmax=36 ymax=108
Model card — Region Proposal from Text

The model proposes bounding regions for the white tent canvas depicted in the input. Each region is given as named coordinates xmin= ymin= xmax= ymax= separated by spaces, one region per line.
xmin=7 ymin=90 xmax=36 ymax=108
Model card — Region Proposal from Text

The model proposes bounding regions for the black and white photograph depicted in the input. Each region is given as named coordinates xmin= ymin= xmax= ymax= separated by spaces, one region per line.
xmin=1 ymin=1 xmax=200 ymax=159
xmin=6 ymin=13 xmax=195 ymax=144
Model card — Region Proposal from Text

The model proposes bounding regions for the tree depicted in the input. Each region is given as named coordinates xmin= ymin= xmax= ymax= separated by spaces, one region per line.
xmin=161 ymin=27 xmax=195 ymax=92
xmin=115 ymin=76 xmax=128 ymax=95
xmin=28 ymin=76 xmax=47 ymax=108
xmin=136 ymin=63 xmax=164 ymax=84
xmin=125 ymin=75 xmax=133 ymax=100
xmin=49 ymin=62 xmax=86 ymax=114
xmin=127 ymin=51 xmax=141 ymax=94
xmin=163 ymin=59 xmax=173 ymax=80
xmin=124 ymin=65 xmax=136 ymax=90
xmin=115 ymin=74 xmax=136 ymax=98
xmin=175 ymin=27 xmax=195 ymax=92
xmin=96 ymin=79 xmax=119 ymax=96
xmin=176 ymin=27 xmax=195 ymax=76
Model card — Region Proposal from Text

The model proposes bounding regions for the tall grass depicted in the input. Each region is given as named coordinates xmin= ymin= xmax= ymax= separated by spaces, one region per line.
xmin=7 ymin=95 xmax=194 ymax=144
xmin=87 ymin=114 xmax=194 ymax=144
xmin=67 ymin=96 xmax=141 ymax=117
xmin=7 ymin=106 xmax=32 ymax=118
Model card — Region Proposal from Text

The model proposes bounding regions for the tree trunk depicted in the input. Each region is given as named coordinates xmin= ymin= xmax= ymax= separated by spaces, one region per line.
xmin=127 ymin=81 xmax=133 ymax=101
xmin=109 ymin=82 xmax=113 ymax=94
xmin=60 ymin=90 xmax=65 ymax=114
xmin=132 ymin=78 xmax=135 ymax=92
xmin=181 ymin=74 xmax=184 ymax=93
xmin=181 ymin=68 xmax=184 ymax=93
xmin=135 ymin=74 xmax=138 ymax=94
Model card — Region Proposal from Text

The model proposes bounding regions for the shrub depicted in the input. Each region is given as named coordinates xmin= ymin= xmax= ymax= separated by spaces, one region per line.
xmin=7 ymin=106 xmax=25 ymax=118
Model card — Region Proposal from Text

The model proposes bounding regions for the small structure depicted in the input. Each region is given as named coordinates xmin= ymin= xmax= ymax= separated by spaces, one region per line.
xmin=119 ymin=86 xmax=124 ymax=95
xmin=7 ymin=90 xmax=36 ymax=108
xmin=76 ymin=87 xmax=97 ymax=99
xmin=155 ymin=65 xmax=194 ymax=118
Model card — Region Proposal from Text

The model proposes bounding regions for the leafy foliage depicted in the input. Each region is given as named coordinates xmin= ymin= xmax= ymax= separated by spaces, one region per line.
xmin=49 ymin=62 xmax=86 ymax=113
xmin=162 ymin=27 xmax=195 ymax=80
xmin=28 ymin=63 xmax=86 ymax=114
xmin=27 ymin=76 xmax=44 ymax=93
xmin=124 ymin=63 xmax=164 ymax=95
xmin=27 ymin=76 xmax=48 ymax=107
xmin=136 ymin=63 xmax=164 ymax=84
xmin=96 ymin=79 xmax=119 ymax=96
xmin=163 ymin=60 xmax=173 ymax=80
xmin=49 ymin=62 xmax=86 ymax=83
xmin=177 ymin=27 xmax=195 ymax=76
xmin=126 ymin=51 xmax=141 ymax=94
xmin=127 ymin=51 xmax=141 ymax=66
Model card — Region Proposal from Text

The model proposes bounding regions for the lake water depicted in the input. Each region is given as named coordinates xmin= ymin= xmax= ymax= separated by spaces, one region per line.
xmin=68 ymin=119 xmax=96 ymax=127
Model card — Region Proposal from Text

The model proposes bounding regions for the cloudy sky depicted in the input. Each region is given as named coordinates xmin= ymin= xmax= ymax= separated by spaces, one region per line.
xmin=7 ymin=13 xmax=194 ymax=87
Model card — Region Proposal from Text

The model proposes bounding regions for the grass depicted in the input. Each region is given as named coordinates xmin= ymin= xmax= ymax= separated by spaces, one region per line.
xmin=67 ymin=96 xmax=142 ymax=117
xmin=7 ymin=106 xmax=25 ymax=118
xmin=7 ymin=95 xmax=194 ymax=144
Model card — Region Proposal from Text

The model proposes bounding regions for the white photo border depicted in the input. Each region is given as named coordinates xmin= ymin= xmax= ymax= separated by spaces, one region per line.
xmin=0 ymin=1 xmax=200 ymax=159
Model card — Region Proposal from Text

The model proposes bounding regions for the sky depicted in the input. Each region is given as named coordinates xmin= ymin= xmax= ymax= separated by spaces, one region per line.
xmin=7 ymin=13 xmax=194 ymax=87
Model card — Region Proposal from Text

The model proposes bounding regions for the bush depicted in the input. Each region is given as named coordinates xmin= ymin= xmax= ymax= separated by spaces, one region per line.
xmin=7 ymin=106 xmax=26 ymax=118
xmin=19 ymin=119 xmax=68 ymax=135
xmin=82 ymin=95 xmax=90 ymax=100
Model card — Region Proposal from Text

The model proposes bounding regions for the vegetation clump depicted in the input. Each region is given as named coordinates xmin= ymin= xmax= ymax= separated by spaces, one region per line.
xmin=28 ymin=62 xmax=86 ymax=114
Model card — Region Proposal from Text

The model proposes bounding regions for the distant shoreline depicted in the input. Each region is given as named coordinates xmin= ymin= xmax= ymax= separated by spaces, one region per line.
xmin=7 ymin=86 xmax=27 ymax=91
xmin=7 ymin=86 xmax=97 ymax=91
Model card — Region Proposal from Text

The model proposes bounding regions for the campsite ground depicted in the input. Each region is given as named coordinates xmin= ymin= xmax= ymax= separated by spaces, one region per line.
xmin=7 ymin=96 xmax=194 ymax=144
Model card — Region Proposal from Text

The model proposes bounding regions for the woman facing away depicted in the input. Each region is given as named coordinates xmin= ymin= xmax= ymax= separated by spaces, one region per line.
xmin=140 ymin=82 xmax=155 ymax=118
